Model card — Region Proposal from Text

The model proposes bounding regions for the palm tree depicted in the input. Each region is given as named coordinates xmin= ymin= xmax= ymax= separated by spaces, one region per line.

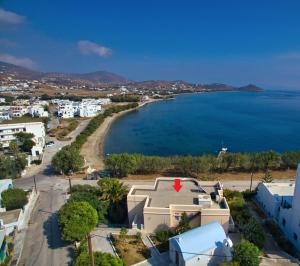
xmin=98 ymin=178 xmax=128 ymax=203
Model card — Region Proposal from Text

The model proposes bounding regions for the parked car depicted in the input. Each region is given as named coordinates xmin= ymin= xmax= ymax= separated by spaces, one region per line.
xmin=98 ymin=170 xmax=111 ymax=178
xmin=46 ymin=141 xmax=55 ymax=147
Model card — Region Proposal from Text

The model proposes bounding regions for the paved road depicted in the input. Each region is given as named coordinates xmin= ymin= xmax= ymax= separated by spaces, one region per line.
xmin=14 ymin=119 xmax=90 ymax=266
xmin=18 ymin=187 xmax=73 ymax=266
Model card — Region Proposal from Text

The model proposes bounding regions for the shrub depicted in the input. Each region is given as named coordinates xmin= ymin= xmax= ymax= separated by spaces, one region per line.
xmin=74 ymin=251 xmax=124 ymax=266
xmin=233 ymin=239 xmax=260 ymax=266
xmin=1 ymin=188 xmax=28 ymax=210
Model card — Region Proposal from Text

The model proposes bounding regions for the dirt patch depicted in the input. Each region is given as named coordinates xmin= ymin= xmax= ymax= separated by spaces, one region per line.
xmin=111 ymin=235 xmax=150 ymax=266
xmin=48 ymin=118 xmax=80 ymax=140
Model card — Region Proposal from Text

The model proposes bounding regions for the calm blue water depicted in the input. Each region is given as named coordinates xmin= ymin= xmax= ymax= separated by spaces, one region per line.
xmin=104 ymin=90 xmax=300 ymax=156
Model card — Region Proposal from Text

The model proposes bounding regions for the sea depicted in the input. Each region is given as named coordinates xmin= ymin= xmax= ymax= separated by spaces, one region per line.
xmin=104 ymin=90 xmax=300 ymax=156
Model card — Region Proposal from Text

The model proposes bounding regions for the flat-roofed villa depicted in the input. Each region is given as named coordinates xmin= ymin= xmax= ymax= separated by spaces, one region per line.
xmin=127 ymin=177 xmax=231 ymax=233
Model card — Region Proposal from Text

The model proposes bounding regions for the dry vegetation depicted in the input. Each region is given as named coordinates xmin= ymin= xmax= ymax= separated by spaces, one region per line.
xmin=111 ymin=235 xmax=150 ymax=265
xmin=48 ymin=118 xmax=79 ymax=140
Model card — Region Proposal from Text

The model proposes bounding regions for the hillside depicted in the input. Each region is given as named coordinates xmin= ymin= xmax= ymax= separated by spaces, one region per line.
xmin=0 ymin=61 xmax=264 ymax=92
xmin=0 ymin=61 xmax=129 ymax=85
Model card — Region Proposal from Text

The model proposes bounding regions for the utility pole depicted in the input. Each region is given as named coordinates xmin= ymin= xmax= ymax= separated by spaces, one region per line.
xmin=68 ymin=177 xmax=72 ymax=194
xmin=33 ymin=175 xmax=37 ymax=193
xmin=87 ymin=233 xmax=94 ymax=266
xmin=250 ymin=172 xmax=253 ymax=192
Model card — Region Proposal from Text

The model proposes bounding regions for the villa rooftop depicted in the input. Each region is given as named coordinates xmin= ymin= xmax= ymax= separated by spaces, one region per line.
xmin=131 ymin=178 xmax=225 ymax=209
xmin=264 ymin=182 xmax=295 ymax=196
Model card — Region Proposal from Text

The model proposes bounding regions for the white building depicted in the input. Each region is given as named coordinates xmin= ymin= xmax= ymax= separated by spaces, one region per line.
xmin=78 ymin=103 xmax=99 ymax=117
xmin=28 ymin=105 xmax=49 ymax=118
xmin=0 ymin=122 xmax=45 ymax=156
xmin=0 ymin=98 xmax=5 ymax=103
xmin=57 ymin=99 xmax=102 ymax=118
xmin=169 ymin=222 xmax=232 ymax=266
xmin=9 ymin=106 xmax=29 ymax=117
xmin=256 ymin=164 xmax=300 ymax=251
xmin=0 ymin=112 xmax=11 ymax=121
xmin=96 ymin=98 xmax=111 ymax=105
xmin=0 ymin=180 xmax=13 ymax=210
xmin=57 ymin=101 xmax=75 ymax=118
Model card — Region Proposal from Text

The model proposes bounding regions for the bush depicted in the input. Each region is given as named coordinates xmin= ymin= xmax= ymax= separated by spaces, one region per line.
xmin=240 ymin=218 xmax=266 ymax=249
xmin=154 ymin=229 xmax=171 ymax=243
xmin=31 ymin=159 xmax=42 ymax=165
xmin=110 ymin=95 xmax=140 ymax=102
xmin=74 ymin=251 xmax=124 ymax=266
xmin=233 ymin=239 xmax=260 ymax=266
xmin=52 ymin=145 xmax=84 ymax=175
xmin=1 ymin=188 xmax=28 ymax=210
xmin=105 ymin=153 xmax=138 ymax=177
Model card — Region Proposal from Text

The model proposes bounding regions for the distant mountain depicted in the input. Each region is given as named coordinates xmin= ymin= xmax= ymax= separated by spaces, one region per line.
xmin=0 ymin=61 xmax=264 ymax=92
xmin=0 ymin=61 xmax=42 ymax=80
xmin=0 ymin=61 xmax=129 ymax=85
xmin=236 ymin=84 xmax=264 ymax=92
xmin=73 ymin=71 xmax=129 ymax=84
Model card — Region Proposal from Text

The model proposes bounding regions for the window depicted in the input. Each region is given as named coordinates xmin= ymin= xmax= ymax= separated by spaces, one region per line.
xmin=282 ymin=218 xmax=286 ymax=227
xmin=294 ymin=233 xmax=298 ymax=241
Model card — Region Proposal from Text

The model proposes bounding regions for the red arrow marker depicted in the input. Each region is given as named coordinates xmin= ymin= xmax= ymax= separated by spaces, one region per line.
xmin=173 ymin=178 xmax=182 ymax=192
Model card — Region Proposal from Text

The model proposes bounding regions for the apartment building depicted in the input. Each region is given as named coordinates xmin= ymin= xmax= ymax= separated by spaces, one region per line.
xmin=9 ymin=106 xmax=28 ymax=117
xmin=28 ymin=105 xmax=49 ymax=118
xmin=57 ymin=99 xmax=102 ymax=118
xmin=0 ymin=122 xmax=45 ymax=156
xmin=127 ymin=177 xmax=231 ymax=234
xmin=256 ymin=164 xmax=300 ymax=251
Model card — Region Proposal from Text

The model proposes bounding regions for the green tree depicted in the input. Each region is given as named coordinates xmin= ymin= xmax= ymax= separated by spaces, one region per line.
xmin=14 ymin=132 xmax=35 ymax=153
xmin=176 ymin=212 xmax=191 ymax=234
xmin=119 ymin=227 xmax=128 ymax=241
xmin=9 ymin=140 xmax=19 ymax=154
xmin=58 ymin=201 xmax=98 ymax=242
xmin=74 ymin=251 xmax=124 ymax=266
xmin=240 ymin=218 xmax=266 ymax=249
xmin=281 ymin=151 xmax=300 ymax=169
xmin=233 ymin=240 xmax=260 ymax=266
xmin=0 ymin=153 xmax=27 ymax=179
xmin=1 ymin=188 xmax=28 ymax=210
xmin=97 ymin=178 xmax=128 ymax=223
xmin=155 ymin=229 xmax=171 ymax=243
xmin=261 ymin=170 xmax=273 ymax=183
xmin=104 ymin=153 xmax=138 ymax=177
xmin=98 ymin=178 xmax=128 ymax=204
xmin=256 ymin=151 xmax=281 ymax=171
xmin=52 ymin=145 xmax=84 ymax=175
xmin=69 ymin=190 xmax=108 ymax=224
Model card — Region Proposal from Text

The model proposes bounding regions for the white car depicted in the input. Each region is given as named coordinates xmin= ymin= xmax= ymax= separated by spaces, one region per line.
xmin=46 ymin=141 xmax=55 ymax=147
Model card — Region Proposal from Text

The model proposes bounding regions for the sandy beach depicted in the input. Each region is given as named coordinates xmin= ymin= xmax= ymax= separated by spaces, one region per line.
xmin=80 ymin=99 xmax=161 ymax=171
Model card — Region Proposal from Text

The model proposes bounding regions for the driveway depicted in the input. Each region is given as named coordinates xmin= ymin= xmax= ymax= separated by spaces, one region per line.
xmin=90 ymin=229 xmax=115 ymax=256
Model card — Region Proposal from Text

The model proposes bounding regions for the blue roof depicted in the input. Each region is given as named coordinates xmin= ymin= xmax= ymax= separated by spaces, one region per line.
xmin=169 ymin=222 xmax=226 ymax=261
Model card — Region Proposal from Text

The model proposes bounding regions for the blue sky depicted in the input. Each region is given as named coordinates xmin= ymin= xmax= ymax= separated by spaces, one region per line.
xmin=1 ymin=0 xmax=300 ymax=89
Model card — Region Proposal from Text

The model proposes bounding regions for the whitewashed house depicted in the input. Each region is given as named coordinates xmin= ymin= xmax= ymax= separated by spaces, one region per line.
xmin=0 ymin=112 xmax=11 ymax=121
xmin=57 ymin=101 xmax=75 ymax=118
xmin=28 ymin=105 xmax=49 ymax=118
xmin=0 ymin=98 xmax=5 ymax=103
xmin=256 ymin=164 xmax=300 ymax=251
xmin=9 ymin=106 xmax=29 ymax=117
xmin=0 ymin=122 xmax=45 ymax=156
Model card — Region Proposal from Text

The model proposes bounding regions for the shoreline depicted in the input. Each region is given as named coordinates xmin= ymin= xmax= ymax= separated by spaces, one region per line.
xmin=80 ymin=98 xmax=164 ymax=170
